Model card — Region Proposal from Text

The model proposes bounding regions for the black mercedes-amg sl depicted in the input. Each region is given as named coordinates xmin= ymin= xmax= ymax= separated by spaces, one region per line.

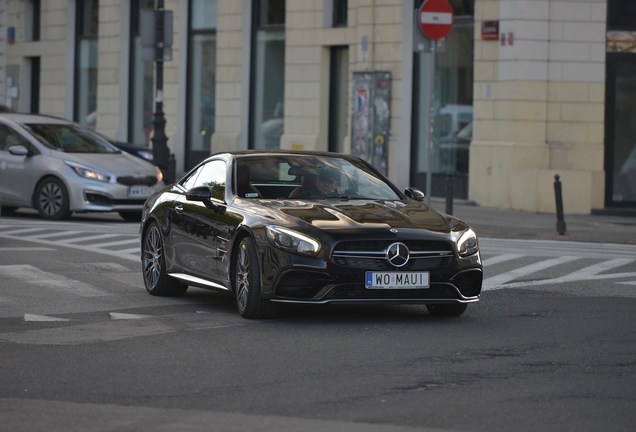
xmin=140 ymin=151 xmax=482 ymax=318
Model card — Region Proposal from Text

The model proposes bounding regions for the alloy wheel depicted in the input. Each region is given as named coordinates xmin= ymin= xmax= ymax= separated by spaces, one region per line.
xmin=235 ymin=243 xmax=250 ymax=312
xmin=143 ymin=226 xmax=162 ymax=289
xmin=38 ymin=182 xmax=64 ymax=216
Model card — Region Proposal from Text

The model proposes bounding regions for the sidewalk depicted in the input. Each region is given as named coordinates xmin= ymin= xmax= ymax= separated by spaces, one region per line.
xmin=430 ymin=198 xmax=636 ymax=245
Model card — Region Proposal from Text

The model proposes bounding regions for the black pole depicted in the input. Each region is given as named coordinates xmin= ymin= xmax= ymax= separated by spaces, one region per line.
xmin=554 ymin=174 xmax=566 ymax=235
xmin=151 ymin=0 xmax=173 ymax=184
xmin=445 ymin=174 xmax=454 ymax=215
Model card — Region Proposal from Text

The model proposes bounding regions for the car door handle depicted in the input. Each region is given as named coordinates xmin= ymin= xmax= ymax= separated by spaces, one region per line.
xmin=175 ymin=205 xmax=183 ymax=214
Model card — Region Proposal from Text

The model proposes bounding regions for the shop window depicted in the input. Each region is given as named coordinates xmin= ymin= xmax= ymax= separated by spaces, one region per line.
xmin=129 ymin=0 xmax=155 ymax=146
xmin=185 ymin=0 xmax=217 ymax=169
xmin=411 ymin=0 xmax=474 ymax=198
xmin=250 ymin=0 xmax=285 ymax=150
xmin=75 ymin=0 xmax=99 ymax=129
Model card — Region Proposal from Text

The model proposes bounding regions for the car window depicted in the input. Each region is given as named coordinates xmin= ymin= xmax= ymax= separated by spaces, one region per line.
xmin=180 ymin=165 xmax=204 ymax=190
xmin=0 ymin=124 xmax=31 ymax=152
xmin=238 ymin=155 xmax=401 ymax=200
xmin=196 ymin=160 xmax=227 ymax=201
xmin=24 ymin=123 xmax=119 ymax=153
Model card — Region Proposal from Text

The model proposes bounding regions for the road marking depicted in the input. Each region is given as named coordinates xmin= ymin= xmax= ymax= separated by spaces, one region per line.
xmin=0 ymin=247 xmax=55 ymax=251
xmin=481 ymin=254 xmax=523 ymax=267
xmin=90 ymin=238 xmax=138 ymax=248
xmin=28 ymin=230 xmax=82 ymax=239
xmin=24 ymin=314 xmax=69 ymax=322
xmin=0 ymin=265 xmax=109 ymax=297
xmin=0 ymin=227 xmax=46 ymax=235
xmin=110 ymin=312 xmax=150 ymax=320
xmin=482 ymin=256 xmax=581 ymax=291
xmin=59 ymin=233 xmax=120 ymax=244
xmin=617 ymin=281 xmax=636 ymax=286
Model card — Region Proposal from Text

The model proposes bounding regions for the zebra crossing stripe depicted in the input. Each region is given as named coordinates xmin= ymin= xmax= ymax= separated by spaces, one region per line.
xmin=481 ymin=254 xmax=523 ymax=266
xmin=90 ymin=238 xmax=138 ymax=248
xmin=0 ymin=228 xmax=46 ymax=236
xmin=28 ymin=230 xmax=83 ymax=239
xmin=0 ymin=265 xmax=109 ymax=297
xmin=482 ymin=256 xmax=581 ymax=291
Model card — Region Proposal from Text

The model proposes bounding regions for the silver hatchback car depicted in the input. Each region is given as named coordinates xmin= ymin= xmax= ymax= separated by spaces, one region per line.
xmin=0 ymin=114 xmax=164 ymax=220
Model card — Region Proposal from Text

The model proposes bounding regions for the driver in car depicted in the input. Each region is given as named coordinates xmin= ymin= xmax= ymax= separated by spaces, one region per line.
xmin=296 ymin=168 xmax=339 ymax=198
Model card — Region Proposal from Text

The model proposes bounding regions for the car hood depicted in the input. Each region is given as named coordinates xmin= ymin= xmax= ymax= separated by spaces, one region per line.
xmin=252 ymin=199 xmax=459 ymax=235
xmin=54 ymin=151 xmax=158 ymax=176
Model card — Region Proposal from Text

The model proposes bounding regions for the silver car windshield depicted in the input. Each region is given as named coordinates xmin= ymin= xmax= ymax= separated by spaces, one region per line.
xmin=24 ymin=123 xmax=120 ymax=154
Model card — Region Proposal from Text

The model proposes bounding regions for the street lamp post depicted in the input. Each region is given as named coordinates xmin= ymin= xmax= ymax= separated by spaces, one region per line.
xmin=151 ymin=0 xmax=172 ymax=184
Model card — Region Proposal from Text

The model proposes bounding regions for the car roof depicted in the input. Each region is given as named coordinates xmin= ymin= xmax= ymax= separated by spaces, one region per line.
xmin=0 ymin=113 xmax=73 ymax=125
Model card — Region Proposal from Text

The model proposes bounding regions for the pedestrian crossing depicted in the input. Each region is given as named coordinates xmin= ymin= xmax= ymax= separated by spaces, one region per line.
xmin=1 ymin=220 xmax=636 ymax=293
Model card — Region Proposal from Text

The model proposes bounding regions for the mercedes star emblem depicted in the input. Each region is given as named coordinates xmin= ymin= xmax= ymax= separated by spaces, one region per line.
xmin=386 ymin=242 xmax=409 ymax=267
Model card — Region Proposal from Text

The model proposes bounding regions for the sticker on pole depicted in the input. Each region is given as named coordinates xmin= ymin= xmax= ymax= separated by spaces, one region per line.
xmin=418 ymin=0 xmax=454 ymax=40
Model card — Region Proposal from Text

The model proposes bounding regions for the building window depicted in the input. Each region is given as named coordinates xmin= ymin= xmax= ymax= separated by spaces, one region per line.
xmin=185 ymin=0 xmax=217 ymax=169
xmin=129 ymin=0 xmax=155 ymax=146
xmin=75 ymin=0 xmax=99 ymax=129
xmin=250 ymin=0 xmax=285 ymax=150
xmin=333 ymin=0 xmax=347 ymax=27
xmin=608 ymin=0 xmax=636 ymax=31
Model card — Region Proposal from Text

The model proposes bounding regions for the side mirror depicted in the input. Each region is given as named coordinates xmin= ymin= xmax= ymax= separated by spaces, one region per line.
xmin=404 ymin=187 xmax=426 ymax=201
xmin=8 ymin=145 xmax=30 ymax=157
xmin=185 ymin=186 xmax=211 ymax=201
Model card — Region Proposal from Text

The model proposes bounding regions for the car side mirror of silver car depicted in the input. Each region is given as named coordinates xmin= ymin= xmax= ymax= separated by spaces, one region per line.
xmin=8 ymin=145 xmax=30 ymax=157
xmin=404 ymin=187 xmax=426 ymax=201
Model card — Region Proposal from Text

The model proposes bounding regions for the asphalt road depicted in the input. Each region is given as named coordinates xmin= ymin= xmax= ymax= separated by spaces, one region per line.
xmin=0 ymin=213 xmax=635 ymax=432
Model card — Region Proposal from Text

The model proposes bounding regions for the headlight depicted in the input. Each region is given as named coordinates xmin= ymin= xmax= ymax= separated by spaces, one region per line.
xmin=266 ymin=225 xmax=321 ymax=256
xmin=457 ymin=228 xmax=479 ymax=257
xmin=155 ymin=166 xmax=163 ymax=183
xmin=65 ymin=160 xmax=110 ymax=183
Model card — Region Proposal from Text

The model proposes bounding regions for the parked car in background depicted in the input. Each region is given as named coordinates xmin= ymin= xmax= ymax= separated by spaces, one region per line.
xmin=140 ymin=151 xmax=483 ymax=319
xmin=0 ymin=113 xmax=164 ymax=221
xmin=93 ymin=131 xmax=154 ymax=163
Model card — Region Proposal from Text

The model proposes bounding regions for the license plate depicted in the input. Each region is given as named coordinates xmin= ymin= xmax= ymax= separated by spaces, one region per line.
xmin=365 ymin=271 xmax=430 ymax=289
xmin=127 ymin=186 xmax=154 ymax=197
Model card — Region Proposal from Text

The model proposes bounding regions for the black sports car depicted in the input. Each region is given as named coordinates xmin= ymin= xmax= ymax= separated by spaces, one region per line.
xmin=140 ymin=151 xmax=482 ymax=318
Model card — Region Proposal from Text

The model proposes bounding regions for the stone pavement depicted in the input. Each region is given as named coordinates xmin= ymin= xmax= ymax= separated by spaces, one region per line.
xmin=430 ymin=198 xmax=636 ymax=245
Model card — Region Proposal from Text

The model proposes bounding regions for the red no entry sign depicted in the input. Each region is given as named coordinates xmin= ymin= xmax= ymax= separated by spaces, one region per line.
xmin=418 ymin=0 xmax=454 ymax=40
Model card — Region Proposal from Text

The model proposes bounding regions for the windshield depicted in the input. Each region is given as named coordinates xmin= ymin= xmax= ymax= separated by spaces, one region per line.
xmin=235 ymin=155 xmax=402 ymax=201
xmin=24 ymin=123 xmax=120 ymax=153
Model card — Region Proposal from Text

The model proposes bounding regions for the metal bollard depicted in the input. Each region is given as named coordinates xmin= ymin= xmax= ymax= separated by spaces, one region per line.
xmin=445 ymin=174 xmax=454 ymax=215
xmin=554 ymin=174 xmax=566 ymax=235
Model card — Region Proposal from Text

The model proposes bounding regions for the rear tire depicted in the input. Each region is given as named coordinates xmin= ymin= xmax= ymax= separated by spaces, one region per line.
xmin=142 ymin=222 xmax=188 ymax=296
xmin=426 ymin=303 xmax=468 ymax=317
xmin=233 ymin=236 xmax=277 ymax=319
xmin=35 ymin=177 xmax=71 ymax=220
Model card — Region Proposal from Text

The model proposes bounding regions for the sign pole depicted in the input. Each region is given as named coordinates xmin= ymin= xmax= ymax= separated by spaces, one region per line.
xmin=425 ymin=43 xmax=435 ymax=207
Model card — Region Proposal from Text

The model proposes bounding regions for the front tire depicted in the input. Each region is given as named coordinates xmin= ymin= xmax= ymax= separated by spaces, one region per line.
xmin=142 ymin=222 xmax=188 ymax=296
xmin=234 ymin=237 xmax=276 ymax=319
xmin=426 ymin=303 xmax=468 ymax=317
xmin=35 ymin=177 xmax=71 ymax=220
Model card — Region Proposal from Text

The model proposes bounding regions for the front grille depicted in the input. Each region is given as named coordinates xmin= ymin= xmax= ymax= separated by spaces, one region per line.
xmin=332 ymin=240 xmax=455 ymax=270
xmin=327 ymin=284 xmax=450 ymax=300
xmin=117 ymin=176 xmax=158 ymax=186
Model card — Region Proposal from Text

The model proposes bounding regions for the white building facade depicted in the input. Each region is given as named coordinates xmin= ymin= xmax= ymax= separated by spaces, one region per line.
xmin=2 ymin=0 xmax=634 ymax=214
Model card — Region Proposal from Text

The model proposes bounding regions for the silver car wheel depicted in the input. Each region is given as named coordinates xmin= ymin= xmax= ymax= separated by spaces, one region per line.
xmin=143 ymin=225 xmax=162 ymax=289
xmin=235 ymin=243 xmax=250 ymax=313
xmin=38 ymin=182 xmax=64 ymax=216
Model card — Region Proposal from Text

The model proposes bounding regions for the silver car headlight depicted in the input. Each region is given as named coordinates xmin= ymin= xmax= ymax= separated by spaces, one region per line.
xmin=456 ymin=228 xmax=479 ymax=257
xmin=65 ymin=160 xmax=111 ymax=183
xmin=155 ymin=166 xmax=163 ymax=183
xmin=266 ymin=226 xmax=321 ymax=256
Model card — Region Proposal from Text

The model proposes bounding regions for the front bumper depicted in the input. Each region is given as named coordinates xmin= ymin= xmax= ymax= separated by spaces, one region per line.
xmin=67 ymin=181 xmax=164 ymax=212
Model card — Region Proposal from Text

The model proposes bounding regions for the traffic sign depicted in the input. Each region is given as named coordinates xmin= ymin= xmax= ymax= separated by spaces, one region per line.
xmin=418 ymin=0 xmax=454 ymax=40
